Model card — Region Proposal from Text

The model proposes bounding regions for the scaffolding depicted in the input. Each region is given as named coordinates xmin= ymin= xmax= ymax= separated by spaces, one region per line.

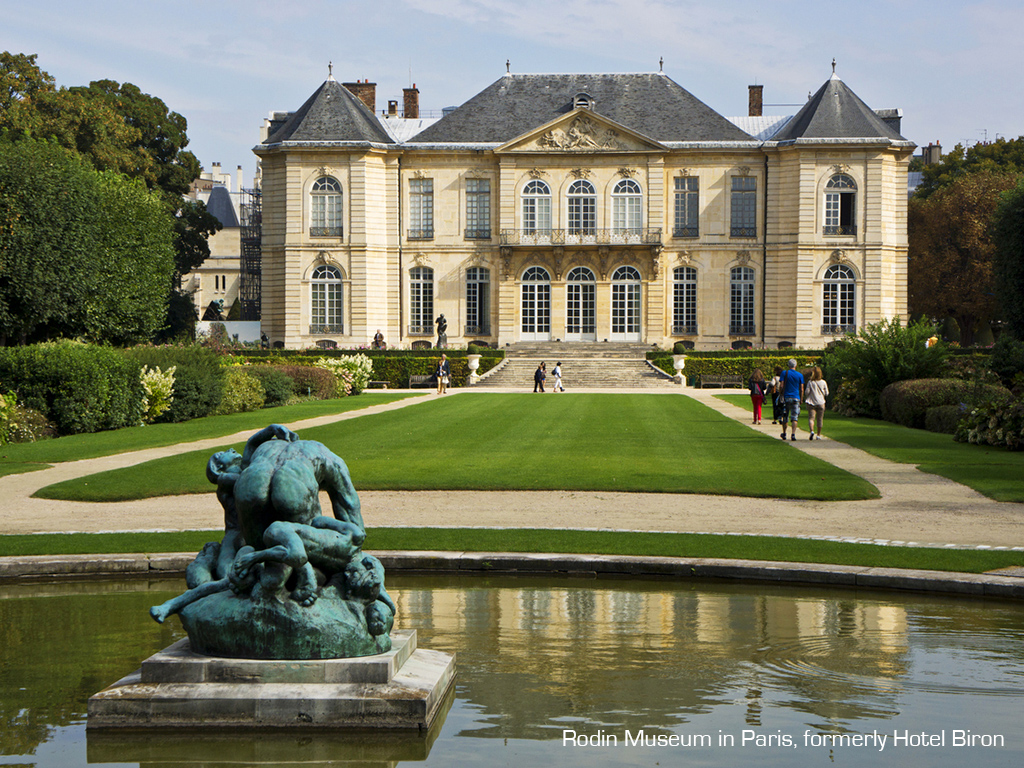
xmin=238 ymin=188 xmax=262 ymax=321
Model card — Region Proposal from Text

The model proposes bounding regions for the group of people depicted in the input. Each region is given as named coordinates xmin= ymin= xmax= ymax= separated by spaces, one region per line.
xmin=534 ymin=362 xmax=564 ymax=393
xmin=748 ymin=359 xmax=830 ymax=441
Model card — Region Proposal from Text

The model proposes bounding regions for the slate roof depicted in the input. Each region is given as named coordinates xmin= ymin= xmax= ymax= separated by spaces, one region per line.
xmin=263 ymin=78 xmax=393 ymax=145
xmin=204 ymin=186 xmax=239 ymax=228
xmin=770 ymin=74 xmax=909 ymax=143
xmin=408 ymin=73 xmax=755 ymax=144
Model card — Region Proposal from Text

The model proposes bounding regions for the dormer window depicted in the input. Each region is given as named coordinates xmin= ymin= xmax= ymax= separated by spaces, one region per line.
xmin=573 ymin=92 xmax=595 ymax=110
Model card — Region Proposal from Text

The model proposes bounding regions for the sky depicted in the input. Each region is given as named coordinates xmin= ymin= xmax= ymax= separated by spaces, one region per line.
xmin=4 ymin=0 xmax=1023 ymax=184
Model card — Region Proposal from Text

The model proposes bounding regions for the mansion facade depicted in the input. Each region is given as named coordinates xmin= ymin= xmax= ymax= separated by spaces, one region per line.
xmin=254 ymin=69 xmax=914 ymax=350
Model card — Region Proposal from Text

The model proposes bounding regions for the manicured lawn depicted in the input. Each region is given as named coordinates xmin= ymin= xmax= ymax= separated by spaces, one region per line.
xmin=717 ymin=394 xmax=1024 ymax=502
xmin=2 ymin=528 xmax=1021 ymax=574
xmin=34 ymin=394 xmax=878 ymax=502
xmin=0 ymin=393 xmax=417 ymax=478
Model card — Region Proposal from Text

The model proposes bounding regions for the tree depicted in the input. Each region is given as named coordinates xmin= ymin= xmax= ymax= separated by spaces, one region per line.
xmin=0 ymin=137 xmax=174 ymax=345
xmin=908 ymin=170 xmax=1021 ymax=345
xmin=915 ymin=137 xmax=1024 ymax=200
xmin=992 ymin=177 xmax=1024 ymax=339
xmin=0 ymin=52 xmax=54 ymax=112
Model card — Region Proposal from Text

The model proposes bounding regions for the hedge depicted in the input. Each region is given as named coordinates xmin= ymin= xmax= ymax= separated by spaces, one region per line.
xmin=879 ymin=379 xmax=1010 ymax=430
xmin=649 ymin=355 xmax=820 ymax=384
xmin=0 ymin=341 xmax=144 ymax=435
xmin=125 ymin=345 xmax=225 ymax=422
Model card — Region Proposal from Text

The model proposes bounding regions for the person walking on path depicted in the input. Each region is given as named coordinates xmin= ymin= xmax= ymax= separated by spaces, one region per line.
xmin=748 ymin=368 xmax=766 ymax=424
xmin=769 ymin=366 xmax=784 ymax=425
xmin=552 ymin=362 xmax=564 ymax=392
xmin=779 ymin=359 xmax=805 ymax=441
xmin=804 ymin=366 xmax=829 ymax=440
xmin=435 ymin=354 xmax=451 ymax=395
xmin=533 ymin=362 xmax=546 ymax=393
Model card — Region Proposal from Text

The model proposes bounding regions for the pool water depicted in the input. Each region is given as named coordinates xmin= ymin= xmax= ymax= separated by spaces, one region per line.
xmin=1 ymin=574 xmax=1022 ymax=767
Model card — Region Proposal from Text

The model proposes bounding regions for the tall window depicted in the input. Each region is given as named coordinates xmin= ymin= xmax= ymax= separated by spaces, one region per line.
xmin=611 ymin=265 xmax=642 ymax=340
xmin=466 ymin=267 xmax=490 ymax=335
xmin=409 ymin=178 xmax=433 ymax=239
xmin=465 ymin=179 xmax=491 ymax=239
xmin=521 ymin=266 xmax=551 ymax=339
xmin=310 ymin=265 xmax=343 ymax=333
xmin=522 ymin=180 xmax=551 ymax=234
xmin=822 ymin=264 xmax=856 ymax=334
xmin=409 ymin=266 xmax=434 ymax=333
xmin=612 ymin=179 xmax=642 ymax=234
xmin=310 ymin=177 xmax=342 ymax=237
xmin=566 ymin=266 xmax=596 ymax=339
xmin=730 ymin=266 xmax=755 ymax=335
xmin=674 ymin=177 xmax=699 ymax=237
xmin=730 ymin=176 xmax=757 ymax=238
xmin=824 ymin=174 xmax=857 ymax=235
xmin=672 ymin=266 xmax=697 ymax=334
xmin=567 ymin=179 xmax=597 ymax=235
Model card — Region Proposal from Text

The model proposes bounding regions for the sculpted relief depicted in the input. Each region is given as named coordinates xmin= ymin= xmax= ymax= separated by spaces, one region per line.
xmin=533 ymin=116 xmax=633 ymax=152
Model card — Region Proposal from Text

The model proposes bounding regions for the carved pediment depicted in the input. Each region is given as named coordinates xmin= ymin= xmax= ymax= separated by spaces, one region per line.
xmin=496 ymin=109 xmax=666 ymax=154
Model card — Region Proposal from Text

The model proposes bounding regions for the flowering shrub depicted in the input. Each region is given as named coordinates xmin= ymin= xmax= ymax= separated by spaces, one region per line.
xmin=213 ymin=367 xmax=265 ymax=415
xmin=315 ymin=354 xmax=372 ymax=394
xmin=955 ymin=394 xmax=1024 ymax=451
xmin=879 ymin=378 xmax=1009 ymax=429
xmin=140 ymin=365 xmax=176 ymax=424
xmin=0 ymin=391 xmax=14 ymax=445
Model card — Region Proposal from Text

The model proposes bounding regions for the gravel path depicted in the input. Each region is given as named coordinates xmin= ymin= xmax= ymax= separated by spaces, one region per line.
xmin=3 ymin=388 xmax=1023 ymax=550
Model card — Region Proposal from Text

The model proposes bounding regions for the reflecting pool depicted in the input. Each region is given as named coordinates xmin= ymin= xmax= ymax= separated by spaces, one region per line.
xmin=1 ymin=574 xmax=1022 ymax=766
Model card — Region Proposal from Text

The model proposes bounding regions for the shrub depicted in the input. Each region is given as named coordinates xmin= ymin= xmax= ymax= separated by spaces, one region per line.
xmin=275 ymin=365 xmax=339 ymax=399
xmin=818 ymin=318 xmax=947 ymax=418
xmin=989 ymin=335 xmax=1024 ymax=392
xmin=5 ymin=400 xmax=57 ymax=443
xmin=213 ymin=368 xmax=265 ymax=415
xmin=126 ymin=345 xmax=226 ymax=422
xmin=140 ymin=365 xmax=176 ymax=424
xmin=247 ymin=366 xmax=295 ymax=407
xmin=0 ymin=341 xmax=144 ymax=435
xmin=315 ymin=354 xmax=373 ymax=394
xmin=879 ymin=378 xmax=1010 ymax=429
xmin=0 ymin=391 xmax=14 ymax=445
xmin=925 ymin=404 xmax=967 ymax=434
xmin=955 ymin=394 xmax=1024 ymax=450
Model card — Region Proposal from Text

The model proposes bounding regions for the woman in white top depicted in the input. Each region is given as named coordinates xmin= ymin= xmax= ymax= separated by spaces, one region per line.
xmin=804 ymin=366 xmax=829 ymax=440
xmin=552 ymin=362 xmax=564 ymax=392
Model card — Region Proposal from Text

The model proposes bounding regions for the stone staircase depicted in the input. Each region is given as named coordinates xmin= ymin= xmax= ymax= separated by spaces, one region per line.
xmin=475 ymin=342 xmax=677 ymax=389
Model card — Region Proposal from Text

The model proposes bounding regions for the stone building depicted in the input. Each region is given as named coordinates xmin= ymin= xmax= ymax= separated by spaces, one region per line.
xmin=254 ymin=67 xmax=914 ymax=350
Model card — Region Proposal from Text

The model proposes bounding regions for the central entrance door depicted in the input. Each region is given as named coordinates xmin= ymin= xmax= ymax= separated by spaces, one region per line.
xmin=610 ymin=265 xmax=642 ymax=342
xmin=520 ymin=266 xmax=551 ymax=341
xmin=565 ymin=266 xmax=597 ymax=341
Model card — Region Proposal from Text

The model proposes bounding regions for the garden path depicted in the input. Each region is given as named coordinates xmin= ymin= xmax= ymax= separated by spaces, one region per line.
xmin=2 ymin=388 xmax=1023 ymax=550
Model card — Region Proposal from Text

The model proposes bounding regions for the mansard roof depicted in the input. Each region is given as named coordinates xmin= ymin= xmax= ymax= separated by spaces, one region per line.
xmin=264 ymin=78 xmax=394 ymax=145
xmin=409 ymin=73 xmax=755 ymax=144
xmin=770 ymin=74 xmax=909 ymax=144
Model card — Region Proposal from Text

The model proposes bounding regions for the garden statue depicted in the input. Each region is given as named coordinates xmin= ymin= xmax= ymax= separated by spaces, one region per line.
xmin=435 ymin=313 xmax=447 ymax=348
xmin=150 ymin=425 xmax=395 ymax=659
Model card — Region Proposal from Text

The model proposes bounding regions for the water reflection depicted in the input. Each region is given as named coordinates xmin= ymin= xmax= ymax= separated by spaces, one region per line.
xmin=1 ymin=574 xmax=1022 ymax=767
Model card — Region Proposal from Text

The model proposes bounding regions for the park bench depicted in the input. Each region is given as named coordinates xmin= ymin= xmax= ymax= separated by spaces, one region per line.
xmin=699 ymin=374 xmax=745 ymax=389
xmin=408 ymin=374 xmax=435 ymax=388
xmin=366 ymin=380 xmax=390 ymax=389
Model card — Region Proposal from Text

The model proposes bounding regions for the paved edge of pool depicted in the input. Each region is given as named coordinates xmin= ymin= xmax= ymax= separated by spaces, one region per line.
xmin=2 ymin=551 xmax=1024 ymax=599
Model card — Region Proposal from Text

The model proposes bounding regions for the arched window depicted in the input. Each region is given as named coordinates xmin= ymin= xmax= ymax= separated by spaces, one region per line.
xmin=410 ymin=266 xmax=434 ymax=334
xmin=521 ymin=266 xmax=551 ymax=340
xmin=730 ymin=266 xmax=755 ymax=335
xmin=466 ymin=267 xmax=490 ymax=335
xmin=567 ymin=179 xmax=596 ymax=236
xmin=310 ymin=177 xmax=343 ymax=237
xmin=612 ymin=179 xmax=642 ymax=236
xmin=824 ymin=174 xmax=857 ymax=235
xmin=521 ymin=180 xmax=551 ymax=237
xmin=310 ymin=265 xmax=343 ymax=334
xmin=611 ymin=266 xmax=642 ymax=341
xmin=822 ymin=264 xmax=856 ymax=334
xmin=566 ymin=267 xmax=596 ymax=340
xmin=672 ymin=266 xmax=697 ymax=335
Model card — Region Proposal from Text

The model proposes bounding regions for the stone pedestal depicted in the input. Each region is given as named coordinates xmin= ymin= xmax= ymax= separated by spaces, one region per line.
xmin=87 ymin=630 xmax=455 ymax=730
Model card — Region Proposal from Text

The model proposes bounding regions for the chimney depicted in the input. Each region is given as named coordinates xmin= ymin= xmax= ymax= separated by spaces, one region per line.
xmin=236 ymin=165 xmax=244 ymax=193
xmin=343 ymin=79 xmax=376 ymax=113
xmin=403 ymin=84 xmax=420 ymax=119
xmin=748 ymin=85 xmax=763 ymax=117
xmin=388 ymin=99 xmax=398 ymax=116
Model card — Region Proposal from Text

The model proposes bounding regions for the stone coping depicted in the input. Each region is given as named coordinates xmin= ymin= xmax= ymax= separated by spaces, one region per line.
xmin=2 ymin=550 xmax=1023 ymax=600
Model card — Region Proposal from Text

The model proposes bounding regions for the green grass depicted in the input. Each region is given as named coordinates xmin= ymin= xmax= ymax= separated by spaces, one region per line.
xmin=0 ymin=393 xmax=417 ymax=478
xmin=2 ymin=528 xmax=1021 ymax=574
xmin=33 ymin=394 xmax=878 ymax=502
xmin=717 ymin=394 xmax=1024 ymax=502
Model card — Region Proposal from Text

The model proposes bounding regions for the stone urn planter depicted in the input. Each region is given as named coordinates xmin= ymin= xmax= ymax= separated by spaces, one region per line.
xmin=467 ymin=353 xmax=482 ymax=384
xmin=672 ymin=354 xmax=687 ymax=386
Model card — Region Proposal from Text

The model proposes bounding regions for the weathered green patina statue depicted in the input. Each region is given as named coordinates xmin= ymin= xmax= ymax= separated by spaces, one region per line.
xmin=150 ymin=425 xmax=395 ymax=659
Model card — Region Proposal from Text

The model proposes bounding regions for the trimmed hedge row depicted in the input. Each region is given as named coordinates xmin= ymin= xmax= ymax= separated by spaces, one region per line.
xmin=126 ymin=345 xmax=225 ymax=423
xmin=650 ymin=355 xmax=821 ymax=384
xmin=879 ymin=379 xmax=1010 ymax=430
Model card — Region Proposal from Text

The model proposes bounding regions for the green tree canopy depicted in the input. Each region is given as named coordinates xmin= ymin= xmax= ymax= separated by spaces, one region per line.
xmin=0 ymin=137 xmax=174 ymax=345
xmin=908 ymin=170 xmax=1020 ymax=345
xmin=915 ymin=137 xmax=1024 ymax=200
xmin=992 ymin=177 xmax=1024 ymax=339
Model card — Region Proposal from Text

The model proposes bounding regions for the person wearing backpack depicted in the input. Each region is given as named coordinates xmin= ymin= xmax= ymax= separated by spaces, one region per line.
xmin=748 ymin=368 xmax=767 ymax=424
xmin=779 ymin=359 xmax=805 ymax=441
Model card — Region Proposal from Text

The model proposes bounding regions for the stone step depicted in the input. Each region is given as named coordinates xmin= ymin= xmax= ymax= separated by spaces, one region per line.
xmin=476 ymin=358 xmax=675 ymax=388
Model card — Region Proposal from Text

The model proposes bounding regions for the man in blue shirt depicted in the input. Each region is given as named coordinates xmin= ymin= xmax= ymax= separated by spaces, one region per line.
xmin=779 ymin=358 xmax=805 ymax=441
